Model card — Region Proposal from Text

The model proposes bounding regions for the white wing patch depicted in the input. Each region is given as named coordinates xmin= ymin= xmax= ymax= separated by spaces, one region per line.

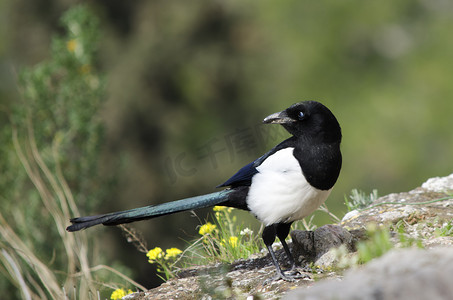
xmin=247 ymin=147 xmax=332 ymax=226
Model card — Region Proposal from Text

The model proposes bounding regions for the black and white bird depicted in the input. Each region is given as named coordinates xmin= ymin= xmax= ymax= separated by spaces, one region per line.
xmin=67 ymin=100 xmax=342 ymax=281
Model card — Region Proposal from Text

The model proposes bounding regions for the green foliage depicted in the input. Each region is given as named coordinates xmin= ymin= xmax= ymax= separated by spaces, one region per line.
xmin=14 ymin=4 xmax=105 ymax=213
xmin=146 ymin=206 xmax=262 ymax=281
xmin=0 ymin=5 xmax=137 ymax=299
xmin=344 ymin=189 xmax=379 ymax=211
xmin=392 ymin=220 xmax=424 ymax=248
xmin=435 ymin=220 xmax=453 ymax=237
xmin=356 ymin=224 xmax=393 ymax=264
xmin=354 ymin=222 xmax=423 ymax=265
xmin=192 ymin=206 xmax=262 ymax=265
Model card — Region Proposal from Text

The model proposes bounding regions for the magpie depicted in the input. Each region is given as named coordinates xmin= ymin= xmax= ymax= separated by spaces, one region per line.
xmin=67 ymin=100 xmax=342 ymax=281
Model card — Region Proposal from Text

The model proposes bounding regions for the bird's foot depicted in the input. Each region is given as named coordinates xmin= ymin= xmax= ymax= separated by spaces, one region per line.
xmin=263 ymin=268 xmax=309 ymax=285
xmin=290 ymin=265 xmax=313 ymax=274
xmin=287 ymin=267 xmax=310 ymax=278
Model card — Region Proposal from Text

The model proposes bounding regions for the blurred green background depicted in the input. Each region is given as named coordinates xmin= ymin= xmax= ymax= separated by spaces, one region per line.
xmin=1 ymin=0 xmax=452 ymax=291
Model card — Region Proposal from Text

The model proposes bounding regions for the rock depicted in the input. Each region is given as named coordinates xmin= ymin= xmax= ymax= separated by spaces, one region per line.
xmin=340 ymin=187 xmax=453 ymax=231
xmin=313 ymin=248 xmax=339 ymax=268
xmin=421 ymin=173 xmax=453 ymax=192
xmin=291 ymin=225 xmax=359 ymax=266
xmin=284 ymin=247 xmax=453 ymax=300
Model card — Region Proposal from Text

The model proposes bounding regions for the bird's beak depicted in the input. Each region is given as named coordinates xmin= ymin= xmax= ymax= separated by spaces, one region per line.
xmin=263 ymin=110 xmax=294 ymax=124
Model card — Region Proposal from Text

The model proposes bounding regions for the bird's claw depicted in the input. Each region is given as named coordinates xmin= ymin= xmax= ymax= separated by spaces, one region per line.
xmin=289 ymin=265 xmax=312 ymax=275
xmin=263 ymin=268 xmax=310 ymax=285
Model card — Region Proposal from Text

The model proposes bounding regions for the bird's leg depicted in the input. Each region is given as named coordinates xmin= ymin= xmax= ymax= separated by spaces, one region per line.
xmin=262 ymin=225 xmax=296 ymax=283
xmin=276 ymin=223 xmax=309 ymax=278
xmin=276 ymin=222 xmax=296 ymax=270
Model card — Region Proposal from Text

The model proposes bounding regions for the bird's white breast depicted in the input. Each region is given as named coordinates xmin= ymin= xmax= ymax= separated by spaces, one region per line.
xmin=247 ymin=147 xmax=332 ymax=225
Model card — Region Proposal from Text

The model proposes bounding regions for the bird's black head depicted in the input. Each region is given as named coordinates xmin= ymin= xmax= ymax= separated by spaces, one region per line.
xmin=263 ymin=101 xmax=342 ymax=143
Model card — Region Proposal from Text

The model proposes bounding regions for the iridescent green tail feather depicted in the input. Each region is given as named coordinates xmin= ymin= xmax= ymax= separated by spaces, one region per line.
xmin=66 ymin=190 xmax=233 ymax=232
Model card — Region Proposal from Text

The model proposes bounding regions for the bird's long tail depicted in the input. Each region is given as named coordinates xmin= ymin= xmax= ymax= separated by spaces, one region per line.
xmin=66 ymin=189 xmax=233 ymax=232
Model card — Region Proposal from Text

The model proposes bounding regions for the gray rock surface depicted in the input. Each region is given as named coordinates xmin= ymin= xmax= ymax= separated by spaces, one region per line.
xmin=285 ymin=247 xmax=453 ymax=300
xmin=422 ymin=173 xmax=453 ymax=192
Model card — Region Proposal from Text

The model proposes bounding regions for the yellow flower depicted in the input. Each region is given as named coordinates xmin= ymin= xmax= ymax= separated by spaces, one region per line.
xmin=213 ymin=206 xmax=233 ymax=213
xmin=213 ymin=206 xmax=227 ymax=212
xmin=199 ymin=222 xmax=217 ymax=236
xmin=79 ymin=64 xmax=91 ymax=74
xmin=165 ymin=247 xmax=182 ymax=260
xmin=66 ymin=39 xmax=77 ymax=53
xmin=110 ymin=288 xmax=133 ymax=300
xmin=229 ymin=236 xmax=238 ymax=248
xmin=146 ymin=247 xmax=163 ymax=263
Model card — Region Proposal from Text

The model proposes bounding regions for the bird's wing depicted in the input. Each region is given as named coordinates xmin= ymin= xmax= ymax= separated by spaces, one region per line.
xmin=216 ymin=161 xmax=258 ymax=187
xmin=217 ymin=137 xmax=296 ymax=188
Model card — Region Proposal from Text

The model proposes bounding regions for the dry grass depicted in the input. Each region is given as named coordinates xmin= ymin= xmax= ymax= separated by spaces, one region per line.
xmin=0 ymin=114 xmax=145 ymax=299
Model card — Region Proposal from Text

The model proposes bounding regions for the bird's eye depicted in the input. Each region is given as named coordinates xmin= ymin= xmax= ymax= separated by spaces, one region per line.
xmin=298 ymin=111 xmax=305 ymax=120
